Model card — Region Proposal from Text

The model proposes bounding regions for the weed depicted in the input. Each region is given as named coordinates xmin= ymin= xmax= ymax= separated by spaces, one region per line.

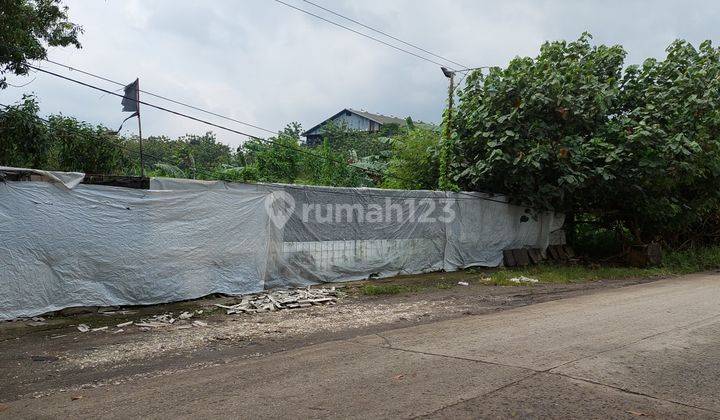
xmin=360 ymin=284 xmax=423 ymax=295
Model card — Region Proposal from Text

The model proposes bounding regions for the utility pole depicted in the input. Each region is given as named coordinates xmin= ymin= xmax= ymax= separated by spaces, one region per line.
xmin=439 ymin=67 xmax=455 ymax=191
xmin=135 ymin=78 xmax=145 ymax=178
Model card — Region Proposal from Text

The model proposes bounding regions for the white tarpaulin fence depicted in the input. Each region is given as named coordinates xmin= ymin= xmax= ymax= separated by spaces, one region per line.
xmin=0 ymin=169 xmax=563 ymax=319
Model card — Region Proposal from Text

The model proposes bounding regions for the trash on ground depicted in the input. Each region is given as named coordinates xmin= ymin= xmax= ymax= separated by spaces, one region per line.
xmin=216 ymin=287 xmax=339 ymax=314
xmin=192 ymin=320 xmax=208 ymax=327
xmin=134 ymin=313 xmax=177 ymax=328
xmin=457 ymin=281 xmax=469 ymax=286
xmin=91 ymin=326 xmax=108 ymax=332
xmin=509 ymin=276 xmax=539 ymax=283
xmin=178 ymin=311 xmax=193 ymax=320
xmin=77 ymin=324 xmax=90 ymax=333
xmin=116 ymin=321 xmax=133 ymax=328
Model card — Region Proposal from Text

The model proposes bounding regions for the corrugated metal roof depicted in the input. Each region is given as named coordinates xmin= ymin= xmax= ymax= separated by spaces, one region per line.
xmin=302 ymin=108 xmax=436 ymax=136
xmin=345 ymin=108 xmax=408 ymax=126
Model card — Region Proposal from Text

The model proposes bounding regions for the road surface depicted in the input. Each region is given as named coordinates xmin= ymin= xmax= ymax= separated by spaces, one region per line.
xmin=3 ymin=272 xmax=720 ymax=418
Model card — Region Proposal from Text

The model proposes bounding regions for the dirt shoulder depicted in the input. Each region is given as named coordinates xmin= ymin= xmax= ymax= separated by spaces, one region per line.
xmin=0 ymin=269 xmax=667 ymax=402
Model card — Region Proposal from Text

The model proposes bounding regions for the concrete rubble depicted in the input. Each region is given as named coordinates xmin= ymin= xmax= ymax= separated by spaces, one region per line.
xmin=215 ymin=287 xmax=340 ymax=314
xmin=65 ymin=287 xmax=342 ymax=335
xmin=509 ymin=276 xmax=539 ymax=283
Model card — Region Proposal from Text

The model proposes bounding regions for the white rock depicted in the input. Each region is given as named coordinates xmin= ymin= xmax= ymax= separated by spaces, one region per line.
xmin=509 ymin=276 xmax=539 ymax=283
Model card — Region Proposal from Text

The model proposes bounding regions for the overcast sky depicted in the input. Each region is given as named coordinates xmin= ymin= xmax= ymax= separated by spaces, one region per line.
xmin=1 ymin=0 xmax=719 ymax=147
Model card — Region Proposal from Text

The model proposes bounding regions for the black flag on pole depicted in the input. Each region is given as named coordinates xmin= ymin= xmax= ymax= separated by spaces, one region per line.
xmin=121 ymin=79 xmax=139 ymax=113
xmin=117 ymin=79 xmax=139 ymax=132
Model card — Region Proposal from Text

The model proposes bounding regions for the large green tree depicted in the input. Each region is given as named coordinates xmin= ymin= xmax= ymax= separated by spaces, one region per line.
xmin=452 ymin=34 xmax=720 ymax=246
xmin=0 ymin=0 xmax=82 ymax=88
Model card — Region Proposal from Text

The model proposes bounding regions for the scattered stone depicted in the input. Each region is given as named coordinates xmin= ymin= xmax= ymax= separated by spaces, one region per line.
xmin=31 ymin=316 xmax=45 ymax=322
xmin=112 ymin=329 xmax=124 ymax=334
xmin=134 ymin=322 xmax=165 ymax=328
xmin=133 ymin=313 xmax=176 ymax=329
xmin=0 ymin=403 xmax=8 ymax=412
xmin=192 ymin=320 xmax=208 ymax=327
xmin=77 ymin=324 xmax=90 ymax=333
xmin=91 ymin=326 xmax=108 ymax=332
xmin=116 ymin=321 xmax=133 ymax=328
xmin=71 ymin=395 xmax=83 ymax=401
xmin=178 ymin=311 xmax=193 ymax=320
xmin=217 ymin=287 xmax=339 ymax=315
xmin=509 ymin=276 xmax=539 ymax=284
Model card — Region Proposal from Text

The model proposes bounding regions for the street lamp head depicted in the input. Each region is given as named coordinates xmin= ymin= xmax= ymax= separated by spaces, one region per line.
xmin=441 ymin=67 xmax=454 ymax=78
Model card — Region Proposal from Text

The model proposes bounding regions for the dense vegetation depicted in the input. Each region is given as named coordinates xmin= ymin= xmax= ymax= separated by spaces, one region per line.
xmin=0 ymin=95 xmax=441 ymax=189
xmin=451 ymin=34 xmax=720 ymax=248
xmin=4 ymin=26 xmax=720 ymax=253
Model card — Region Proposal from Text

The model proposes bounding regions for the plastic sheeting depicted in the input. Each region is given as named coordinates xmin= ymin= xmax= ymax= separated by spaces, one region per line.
xmin=0 ymin=166 xmax=85 ymax=189
xmin=149 ymin=179 xmax=563 ymax=286
xmin=0 ymin=180 xmax=271 ymax=320
xmin=0 ymin=174 xmax=563 ymax=319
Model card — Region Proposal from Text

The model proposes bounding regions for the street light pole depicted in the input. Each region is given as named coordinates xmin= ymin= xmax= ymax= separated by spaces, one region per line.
xmin=439 ymin=67 xmax=455 ymax=191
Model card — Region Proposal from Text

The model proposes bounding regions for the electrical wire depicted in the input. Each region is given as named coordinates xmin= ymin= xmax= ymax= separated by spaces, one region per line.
xmin=299 ymin=0 xmax=467 ymax=69
xmin=17 ymin=65 xmax=521 ymax=205
xmin=0 ymin=95 xmax=512 ymax=204
xmin=272 ymin=0 xmax=453 ymax=69
xmin=44 ymin=59 xmax=277 ymax=136
xmin=24 ymin=65 xmax=423 ymax=182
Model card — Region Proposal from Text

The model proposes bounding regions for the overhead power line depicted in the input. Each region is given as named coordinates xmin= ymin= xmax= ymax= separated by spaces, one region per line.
xmin=3 ymin=69 xmax=515 ymax=205
xmin=44 ymin=59 xmax=277 ymax=136
xmin=272 ymin=0 xmax=455 ymax=69
xmin=299 ymin=0 xmax=467 ymax=69
xmin=23 ymin=65 xmax=443 ymax=192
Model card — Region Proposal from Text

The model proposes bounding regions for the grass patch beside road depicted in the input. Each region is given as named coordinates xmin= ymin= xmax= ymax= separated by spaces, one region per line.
xmin=355 ymin=246 xmax=720 ymax=296
xmin=485 ymin=265 xmax=667 ymax=286
xmin=360 ymin=284 xmax=424 ymax=295
xmin=486 ymin=245 xmax=720 ymax=285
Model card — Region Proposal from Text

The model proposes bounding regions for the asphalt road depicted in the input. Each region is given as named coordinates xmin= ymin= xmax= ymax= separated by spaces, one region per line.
xmin=4 ymin=272 xmax=720 ymax=419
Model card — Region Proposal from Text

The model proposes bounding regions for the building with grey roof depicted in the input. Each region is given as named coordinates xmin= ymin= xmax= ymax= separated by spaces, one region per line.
xmin=302 ymin=108 xmax=434 ymax=145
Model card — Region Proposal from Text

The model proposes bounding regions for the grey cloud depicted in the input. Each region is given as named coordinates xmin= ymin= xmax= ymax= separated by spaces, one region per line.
xmin=1 ymin=0 xmax=719 ymax=148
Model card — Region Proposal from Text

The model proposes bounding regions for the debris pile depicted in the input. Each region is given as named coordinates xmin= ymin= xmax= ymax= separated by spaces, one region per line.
xmin=216 ymin=287 xmax=339 ymax=314
xmin=76 ymin=310 xmax=204 ymax=333
xmin=135 ymin=313 xmax=179 ymax=328
xmin=509 ymin=276 xmax=539 ymax=284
